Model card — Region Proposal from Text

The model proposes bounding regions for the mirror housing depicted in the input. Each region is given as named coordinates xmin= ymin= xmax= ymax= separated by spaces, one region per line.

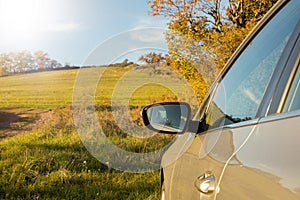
xmin=141 ymin=102 xmax=191 ymax=134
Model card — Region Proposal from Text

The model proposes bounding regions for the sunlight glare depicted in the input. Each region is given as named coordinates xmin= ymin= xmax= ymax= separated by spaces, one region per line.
xmin=0 ymin=0 xmax=55 ymax=39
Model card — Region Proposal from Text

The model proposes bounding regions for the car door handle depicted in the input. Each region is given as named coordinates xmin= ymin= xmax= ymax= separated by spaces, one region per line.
xmin=194 ymin=171 xmax=216 ymax=194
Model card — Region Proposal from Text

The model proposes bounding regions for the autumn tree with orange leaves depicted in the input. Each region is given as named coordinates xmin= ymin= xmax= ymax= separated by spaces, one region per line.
xmin=144 ymin=0 xmax=278 ymax=101
xmin=147 ymin=0 xmax=277 ymax=68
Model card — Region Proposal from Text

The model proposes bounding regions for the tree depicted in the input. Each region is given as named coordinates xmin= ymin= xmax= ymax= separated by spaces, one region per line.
xmin=0 ymin=66 xmax=6 ymax=76
xmin=0 ymin=50 xmax=62 ymax=75
xmin=147 ymin=0 xmax=278 ymax=101
xmin=34 ymin=50 xmax=50 ymax=70
xmin=138 ymin=52 xmax=166 ymax=65
xmin=140 ymin=52 xmax=165 ymax=70
xmin=0 ymin=54 xmax=7 ymax=76
xmin=147 ymin=0 xmax=278 ymax=68
xmin=0 ymin=54 xmax=8 ymax=75
xmin=48 ymin=59 xmax=62 ymax=69
xmin=148 ymin=0 xmax=223 ymax=33
xmin=226 ymin=0 xmax=278 ymax=28
xmin=17 ymin=50 xmax=35 ymax=72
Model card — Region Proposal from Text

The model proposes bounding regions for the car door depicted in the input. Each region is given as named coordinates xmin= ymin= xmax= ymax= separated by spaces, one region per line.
xmin=217 ymin=22 xmax=300 ymax=199
xmin=161 ymin=0 xmax=300 ymax=199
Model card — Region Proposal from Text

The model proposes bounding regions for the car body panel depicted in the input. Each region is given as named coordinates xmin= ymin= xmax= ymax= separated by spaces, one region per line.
xmin=162 ymin=124 xmax=259 ymax=199
xmin=218 ymin=112 xmax=300 ymax=199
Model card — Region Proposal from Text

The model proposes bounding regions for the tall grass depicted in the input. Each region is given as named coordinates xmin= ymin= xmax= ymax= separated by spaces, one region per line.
xmin=0 ymin=108 xmax=160 ymax=199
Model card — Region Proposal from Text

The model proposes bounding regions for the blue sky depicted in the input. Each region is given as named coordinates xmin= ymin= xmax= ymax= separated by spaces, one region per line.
xmin=0 ymin=0 xmax=168 ymax=65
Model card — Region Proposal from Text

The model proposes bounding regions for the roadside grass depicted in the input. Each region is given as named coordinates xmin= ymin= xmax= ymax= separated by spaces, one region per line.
xmin=0 ymin=108 xmax=160 ymax=199
xmin=0 ymin=66 xmax=188 ymax=199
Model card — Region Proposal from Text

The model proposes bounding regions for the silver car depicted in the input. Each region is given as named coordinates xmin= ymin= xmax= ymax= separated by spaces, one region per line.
xmin=142 ymin=0 xmax=300 ymax=199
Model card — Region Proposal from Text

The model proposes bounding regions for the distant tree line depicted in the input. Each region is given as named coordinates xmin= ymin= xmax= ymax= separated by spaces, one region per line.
xmin=107 ymin=59 xmax=138 ymax=68
xmin=0 ymin=50 xmax=63 ymax=76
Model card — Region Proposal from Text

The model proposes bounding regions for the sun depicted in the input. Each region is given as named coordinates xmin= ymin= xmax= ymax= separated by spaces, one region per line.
xmin=0 ymin=0 xmax=52 ymax=38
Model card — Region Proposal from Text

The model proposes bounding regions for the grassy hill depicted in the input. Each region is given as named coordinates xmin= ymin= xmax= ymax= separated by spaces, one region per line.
xmin=0 ymin=66 xmax=191 ymax=199
xmin=0 ymin=66 xmax=187 ymax=109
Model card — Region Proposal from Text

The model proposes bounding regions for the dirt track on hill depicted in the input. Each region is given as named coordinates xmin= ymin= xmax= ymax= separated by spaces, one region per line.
xmin=0 ymin=109 xmax=51 ymax=141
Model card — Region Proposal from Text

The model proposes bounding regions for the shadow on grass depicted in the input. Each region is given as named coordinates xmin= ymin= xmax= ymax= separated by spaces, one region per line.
xmin=0 ymin=111 xmax=21 ymax=129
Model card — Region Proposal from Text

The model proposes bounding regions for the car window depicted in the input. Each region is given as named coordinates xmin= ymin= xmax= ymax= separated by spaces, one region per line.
xmin=283 ymin=62 xmax=300 ymax=112
xmin=202 ymin=0 xmax=300 ymax=130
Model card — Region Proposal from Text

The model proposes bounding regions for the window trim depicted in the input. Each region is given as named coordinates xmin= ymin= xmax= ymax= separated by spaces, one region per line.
xmin=280 ymin=54 xmax=300 ymax=112
xmin=260 ymin=109 xmax=300 ymax=124
xmin=267 ymin=23 xmax=300 ymax=115
xmin=257 ymin=20 xmax=300 ymax=117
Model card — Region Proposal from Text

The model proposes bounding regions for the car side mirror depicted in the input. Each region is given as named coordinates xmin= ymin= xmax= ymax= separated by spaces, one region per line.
xmin=141 ymin=102 xmax=191 ymax=134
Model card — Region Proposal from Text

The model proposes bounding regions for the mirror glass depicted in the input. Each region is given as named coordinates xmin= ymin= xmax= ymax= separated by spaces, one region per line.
xmin=146 ymin=104 xmax=189 ymax=133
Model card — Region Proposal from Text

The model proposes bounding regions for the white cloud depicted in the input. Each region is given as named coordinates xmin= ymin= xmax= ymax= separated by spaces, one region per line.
xmin=129 ymin=28 xmax=166 ymax=43
xmin=133 ymin=17 xmax=167 ymax=29
xmin=129 ymin=16 xmax=168 ymax=43
xmin=47 ymin=22 xmax=83 ymax=32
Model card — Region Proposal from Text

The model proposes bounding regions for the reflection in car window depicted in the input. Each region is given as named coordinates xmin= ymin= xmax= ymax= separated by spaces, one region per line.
xmin=283 ymin=62 xmax=300 ymax=112
xmin=203 ymin=0 xmax=300 ymax=130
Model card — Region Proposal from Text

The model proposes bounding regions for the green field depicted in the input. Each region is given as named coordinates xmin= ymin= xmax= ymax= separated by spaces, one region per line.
xmin=0 ymin=66 xmax=191 ymax=109
xmin=0 ymin=66 xmax=193 ymax=199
